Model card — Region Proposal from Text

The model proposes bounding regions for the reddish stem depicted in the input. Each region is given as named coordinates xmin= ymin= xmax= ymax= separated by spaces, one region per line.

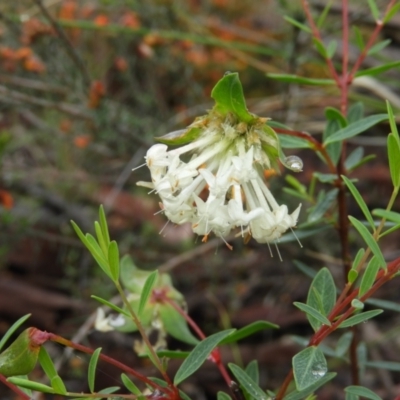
xmin=0 ymin=374 xmax=31 ymax=400
xmin=48 ymin=333 xmax=170 ymax=395
xmin=155 ymin=292 xmax=233 ymax=391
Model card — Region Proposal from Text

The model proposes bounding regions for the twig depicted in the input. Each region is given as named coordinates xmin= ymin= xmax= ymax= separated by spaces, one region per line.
xmin=31 ymin=0 xmax=91 ymax=89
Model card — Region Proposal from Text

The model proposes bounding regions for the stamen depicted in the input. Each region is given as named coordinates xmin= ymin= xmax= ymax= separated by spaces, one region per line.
xmin=131 ymin=162 xmax=147 ymax=172
xmin=290 ymin=227 xmax=303 ymax=248
xmin=266 ymin=241 xmax=273 ymax=257
xmin=274 ymin=241 xmax=283 ymax=262
xmin=159 ymin=220 xmax=170 ymax=235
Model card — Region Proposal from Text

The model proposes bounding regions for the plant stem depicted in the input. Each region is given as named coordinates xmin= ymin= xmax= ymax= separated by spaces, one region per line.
xmin=114 ymin=282 xmax=174 ymax=388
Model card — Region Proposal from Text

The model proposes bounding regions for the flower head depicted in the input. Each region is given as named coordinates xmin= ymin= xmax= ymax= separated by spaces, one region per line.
xmin=136 ymin=73 xmax=302 ymax=246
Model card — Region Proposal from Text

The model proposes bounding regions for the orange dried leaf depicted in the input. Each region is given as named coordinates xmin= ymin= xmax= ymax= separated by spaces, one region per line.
xmin=73 ymin=135 xmax=91 ymax=148
xmin=0 ymin=190 xmax=13 ymax=209
xmin=87 ymin=80 xmax=105 ymax=109
xmin=94 ymin=14 xmax=109 ymax=27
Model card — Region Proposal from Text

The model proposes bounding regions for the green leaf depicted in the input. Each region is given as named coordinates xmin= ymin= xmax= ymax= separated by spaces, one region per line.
xmin=313 ymin=173 xmax=337 ymax=183
xmin=267 ymin=73 xmax=334 ymax=86
xmin=324 ymin=114 xmax=387 ymax=145
xmin=121 ymin=373 xmax=144 ymax=398
xmin=316 ymin=0 xmax=333 ymax=28
xmin=211 ymin=73 xmax=254 ymax=123
xmin=345 ymin=386 xmax=382 ymax=400
xmin=292 ymin=346 xmax=328 ymax=391
xmin=174 ymin=329 xmax=235 ymax=385
xmin=88 ymin=348 xmax=102 ymax=393
xmin=353 ymin=26 xmax=364 ymax=50
xmin=156 ymin=350 xmax=190 ymax=359
xmin=344 ymin=147 xmax=364 ymax=170
xmin=351 ymin=299 xmax=364 ymax=310
xmin=386 ymin=101 xmax=400 ymax=143
xmin=338 ymin=310 xmax=383 ymax=328
xmin=94 ymin=221 xmax=107 ymax=258
xmin=107 ymin=241 xmax=120 ymax=282
xmin=367 ymin=39 xmax=391 ymax=56
xmin=359 ymin=256 xmax=380 ymax=297
xmin=312 ymin=38 xmax=328 ymax=59
xmin=294 ymin=302 xmax=331 ymax=327
xmin=85 ymin=234 xmax=111 ymax=278
xmin=219 ymin=321 xmax=278 ymax=345
xmin=367 ymin=0 xmax=380 ymax=20
xmin=351 ymin=248 xmax=365 ymax=271
xmin=99 ymin=205 xmax=110 ymax=246
xmin=307 ymin=188 xmax=338 ymax=223
xmin=283 ymin=16 xmax=312 ymax=33
xmin=388 ymin=133 xmax=400 ymax=187
xmin=348 ymin=270 xmax=358 ymax=284
xmin=138 ymin=270 xmax=158 ymax=317
xmin=284 ymin=373 xmax=336 ymax=400
xmin=6 ymin=378 xmax=55 ymax=394
xmin=51 ymin=375 xmax=67 ymax=395
xmin=347 ymin=102 xmax=364 ymax=124
xmin=159 ymin=303 xmax=200 ymax=346
xmin=323 ymin=119 xmax=342 ymax=165
xmin=245 ymin=360 xmax=259 ymax=385
xmin=335 ymin=332 xmax=353 ymax=358
xmin=228 ymin=363 xmax=267 ymax=400
xmin=348 ymin=217 xmax=386 ymax=269
xmin=326 ymin=40 xmax=337 ymax=59
xmin=278 ymin=134 xmax=311 ymax=149
xmin=38 ymin=346 xmax=58 ymax=380
xmin=342 ymin=176 xmax=375 ymax=230
xmin=366 ymin=360 xmax=400 ymax=371
xmin=217 ymin=392 xmax=232 ymax=400
xmin=0 ymin=328 xmax=41 ymax=377
xmin=372 ymin=209 xmax=400 ymax=224
xmin=306 ymin=268 xmax=336 ymax=332
xmin=91 ymin=296 xmax=130 ymax=317
xmin=356 ymin=61 xmax=400 ymax=78
xmin=156 ymin=127 xmax=202 ymax=146
xmin=366 ymin=298 xmax=400 ymax=312
xmin=0 ymin=314 xmax=31 ymax=352
xmin=324 ymin=107 xmax=347 ymax=128
xmin=384 ymin=2 xmax=400 ymax=23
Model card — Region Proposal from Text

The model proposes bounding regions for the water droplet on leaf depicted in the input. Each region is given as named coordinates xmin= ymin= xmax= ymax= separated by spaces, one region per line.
xmin=311 ymin=363 xmax=327 ymax=378
xmin=285 ymin=155 xmax=303 ymax=172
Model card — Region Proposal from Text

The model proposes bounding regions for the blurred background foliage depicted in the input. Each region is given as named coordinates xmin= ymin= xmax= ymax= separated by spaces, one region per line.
xmin=0 ymin=0 xmax=400 ymax=398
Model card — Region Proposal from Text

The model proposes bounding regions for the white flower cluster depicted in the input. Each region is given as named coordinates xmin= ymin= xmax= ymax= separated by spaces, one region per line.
xmin=137 ymin=117 xmax=301 ymax=246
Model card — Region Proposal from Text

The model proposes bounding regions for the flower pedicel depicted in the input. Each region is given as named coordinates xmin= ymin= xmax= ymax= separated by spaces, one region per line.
xmin=136 ymin=73 xmax=302 ymax=250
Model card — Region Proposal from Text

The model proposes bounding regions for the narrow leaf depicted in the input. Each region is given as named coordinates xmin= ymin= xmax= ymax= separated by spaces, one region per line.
xmin=99 ymin=205 xmax=110 ymax=246
xmin=308 ymin=188 xmax=338 ymax=223
xmin=217 ymin=392 xmax=232 ymax=400
xmin=174 ymin=329 xmax=235 ymax=385
xmin=292 ymin=346 xmax=328 ymax=391
xmin=366 ymin=360 xmax=400 ymax=371
xmin=107 ymin=241 xmax=120 ymax=282
xmin=91 ymin=296 xmax=130 ymax=317
xmin=294 ymin=302 xmax=331 ymax=327
xmin=6 ymin=378 xmax=54 ymax=393
xmin=348 ymin=270 xmax=358 ymax=284
xmin=342 ymin=176 xmax=375 ymax=230
xmin=0 ymin=314 xmax=31 ymax=352
xmin=85 ymin=234 xmax=111 ymax=277
xmin=366 ymin=298 xmax=400 ymax=312
xmin=324 ymin=114 xmax=387 ymax=145
xmin=367 ymin=0 xmax=380 ymax=20
xmin=228 ymin=363 xmax=267 ymax=400
xmin=338 ymin=310 xmax=383 ymax=328
xmin=278 ymin=134 xmax=311 ymax=149
xmin=355 ymin=61 xmax=400 ymax=78
xmin=359 ymin=256 xmax=380 ymax=297
xmin=345 ymin=385 xmax=382 ymax=400
xmin=284 ymin=373 xmax=336 ymax=400
xmin=326 ymin=40 xmax=337 ymax=58
xmin=94 ymin=221 xmax=107 ymax=257
xmin=388 ymin=133 xmax=400 ymax=187
xmin=351 ymin=248 xmax=365 ymax=271
xmin=372 ymin=209 xmax=400 ymax=224
xmin=121 ymin=373 xmax=144 ymax=397
xmin=88 ymin=348 xmax=102 ymax=393
xmin=245 ymin=360 xmax=259 ymax=385
xmin=347 ymin=102 xmax=364 ymax=124
xmin=313 ymin=38 xmax=328 ymax=59
xmin=219 ymin=321 xmax=278 ymax=345
xmin=349 ymin=217 xmax=386 ymax=269
xmin=353 ymin=26 xmax=364 ymax=50
xmin=267 ymin=73 xmax=334 ymax=86
xmin=387 ymin=100 xmax=400 ymax=143
xmin=335 ymin=332 xmax=353 ymax=358
xmin=283 ymin=16 xmax=312 ymax=33
xmin=138 ymin=270 xmax=158 ymax=316
xmin=38 ymin=347 xmax=58 ymax=380
xmin=384 ymin=3 xmax=400 ymax=23
xmin=51 ymin=375 xmax=67 ymax=395
xmin=367 ymin=39 xmax=391 ymax=56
